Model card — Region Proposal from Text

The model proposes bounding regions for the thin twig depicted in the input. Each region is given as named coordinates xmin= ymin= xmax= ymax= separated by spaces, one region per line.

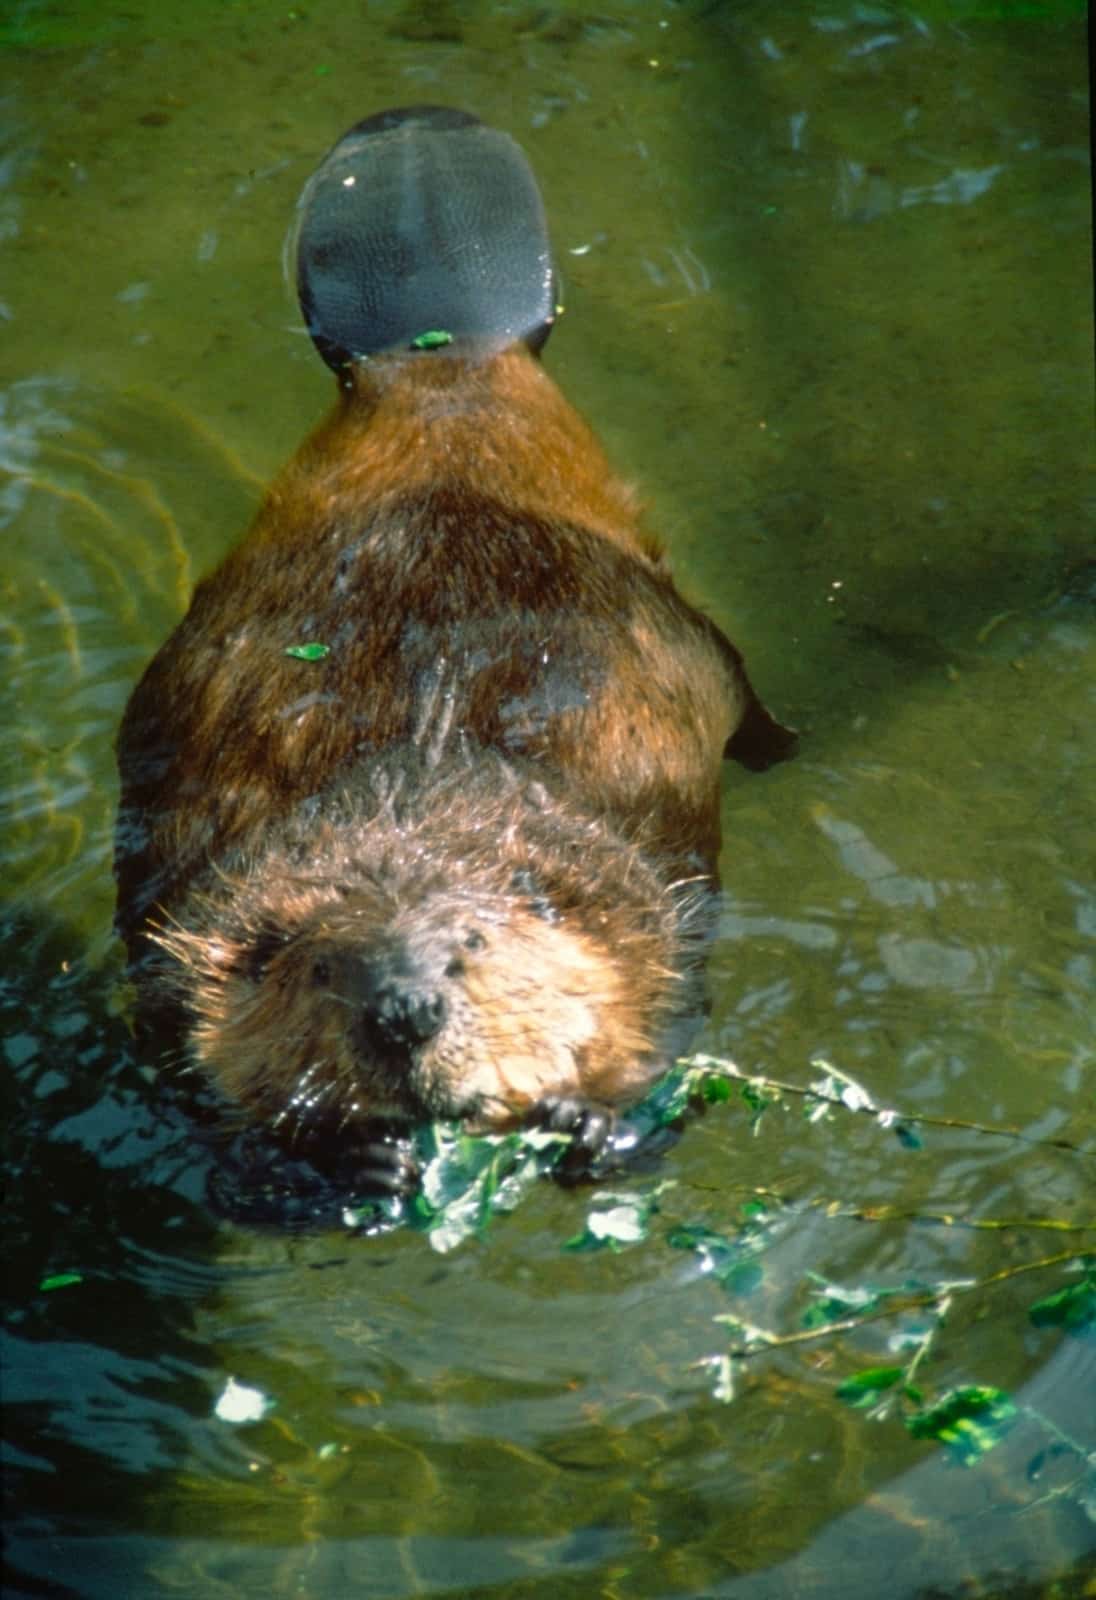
xmin=718 ymin=1247 xmax=1093 ymax=1359
xmin=686 ymin=1053 xmax=1088 ymax=1154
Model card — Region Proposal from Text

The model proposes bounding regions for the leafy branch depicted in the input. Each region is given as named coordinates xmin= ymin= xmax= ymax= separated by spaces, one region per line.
xmin=685 ymin=1051 xmax=1086 ymax=1154
xmin=338 ymin=1052 xmax=1093 ymax=1464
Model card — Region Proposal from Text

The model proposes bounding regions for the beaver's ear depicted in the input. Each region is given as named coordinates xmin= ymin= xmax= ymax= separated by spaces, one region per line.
xmin=724 ymin=692 xmax=799 ymax=772
xmin=701 ymin=618 xmax=798 ymax=772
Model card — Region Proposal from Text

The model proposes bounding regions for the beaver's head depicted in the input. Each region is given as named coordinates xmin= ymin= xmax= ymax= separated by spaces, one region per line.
xmin=146 ymin=757 xmax=709 ymax=1154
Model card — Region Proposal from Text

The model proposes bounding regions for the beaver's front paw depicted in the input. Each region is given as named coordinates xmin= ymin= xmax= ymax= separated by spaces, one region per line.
xmin=352 ymin=1125 xmax=421 ymax=1198
xmin=527 ymin=1095 xmax=615 ymax=1183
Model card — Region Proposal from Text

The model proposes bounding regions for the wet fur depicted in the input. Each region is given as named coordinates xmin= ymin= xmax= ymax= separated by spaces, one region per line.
xmin=146 ymin=752 xmax=710 ymax=1137
xmin=116 ymin=333 xmax=793 ymax=1196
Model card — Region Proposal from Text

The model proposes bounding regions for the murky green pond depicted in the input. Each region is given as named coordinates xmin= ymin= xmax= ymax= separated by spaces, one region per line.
xmin=3 ymin=1 xmax=1092 ymax=1596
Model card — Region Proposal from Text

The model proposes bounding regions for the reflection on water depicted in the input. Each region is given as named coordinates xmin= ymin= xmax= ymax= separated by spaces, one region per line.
xmin=1 ymin=378 xmax=260 ymax=943
xmin=2 ymin=0 xmax=1092 ymax=1595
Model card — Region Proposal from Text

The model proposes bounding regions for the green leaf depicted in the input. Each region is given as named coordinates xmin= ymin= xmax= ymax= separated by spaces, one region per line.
xmin=906 ymin=1385 xmax=1018 ymax=1463
xmin=666 ymin=1223 xmax=726 ymax=1251
xmin=598 ymin=1060 xmax=738 ymax=1151
xmin=802 ymin=1280 xmax=887 ymax=1326
xmin=565 ymin=1186 xmax=664 ymax=1253
xmin=39 ymin=1272 xmax=83 ymax=1292
xmin=339 ymin=1121 xmax=565 ymax=1247
xmin=723 ymin=1260 xmax=764 ymax=1295
xmin=699 ymin=1073 xmax=734 ymax=1105
xmin=587 ymin=1204 xmax=647 ymax=1244
xmin=740 ymin=1081 xmax=776 ymax=1113
xmin=1029 ymin=1276 xmax=1096 ymax=1333
xmin=415 ymin=1123 xmax=561 ymax=1252
xmin=285 ymin=642 xmax=330 ymax=661
xmin=410 ymin=330 xmax=454 ymax=350
xmin=837 ymin=1366 xmax=905 ymax=1407
xmin=667 ymin=1223 xmax=765 ymax=1295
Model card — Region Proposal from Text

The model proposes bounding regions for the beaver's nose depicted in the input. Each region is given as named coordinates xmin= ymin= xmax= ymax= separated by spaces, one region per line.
xmin=369 ymin=979 xmax=447 ymax=1048
xmin=321 ymin=944 xmax=447 ymax=1051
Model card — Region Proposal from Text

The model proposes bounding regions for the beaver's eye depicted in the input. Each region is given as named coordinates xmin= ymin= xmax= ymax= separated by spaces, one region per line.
xmin=246 ymin=927 xmax=286 ymax=983
xmin=445 ymin=928 xmax=486 ymax=977
xmin=311 ymin=957 xmax=332 ymax=988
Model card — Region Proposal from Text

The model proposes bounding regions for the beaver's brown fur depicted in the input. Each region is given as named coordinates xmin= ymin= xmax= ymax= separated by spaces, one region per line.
xmin=116 ymin=300 xmax=793 ymax=1197
xmin=144 ymin=750 xmax=711 ymax=1139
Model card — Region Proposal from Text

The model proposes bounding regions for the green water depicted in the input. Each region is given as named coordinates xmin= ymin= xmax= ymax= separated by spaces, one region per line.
xmin=2 ymin=1 xmax=1092 ymax=1596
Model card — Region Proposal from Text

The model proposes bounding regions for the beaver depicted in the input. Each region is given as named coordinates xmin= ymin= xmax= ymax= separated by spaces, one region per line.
xmin=114 ymin=106 xmax=795 ymax=1207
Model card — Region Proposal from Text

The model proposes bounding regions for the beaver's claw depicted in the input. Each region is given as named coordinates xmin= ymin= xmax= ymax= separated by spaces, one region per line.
xmin=527 ymin=1095 xmax=616 ymax=1183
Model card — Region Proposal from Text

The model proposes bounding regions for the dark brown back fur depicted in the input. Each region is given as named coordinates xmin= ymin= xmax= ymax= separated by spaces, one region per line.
xmin=116 ymin=347 xmax=777 ymax=951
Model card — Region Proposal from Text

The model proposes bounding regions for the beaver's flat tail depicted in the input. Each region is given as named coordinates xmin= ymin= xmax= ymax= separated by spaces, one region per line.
xmin=294 ymin=105 xmax=557 ymax=372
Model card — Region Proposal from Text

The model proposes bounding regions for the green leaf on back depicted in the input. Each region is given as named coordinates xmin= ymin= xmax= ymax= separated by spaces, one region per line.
xmin=39 ymin=1272 xmax=83 ymax=1292
xmin=1028 ymin=1275 xmax=1096 ymax=1332
xmin=285 ymin=642 xmax=330 ymax=661
xmin=906 ymin=1385 xmax=1018 ymax=1463
xmin=410 ymin=330 xmax=454 ymax=350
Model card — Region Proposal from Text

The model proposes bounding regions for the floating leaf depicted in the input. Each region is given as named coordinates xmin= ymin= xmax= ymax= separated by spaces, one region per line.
xmin=565 ymin=1185 xmax=665 ymax=1253
xmin=285 ymin=642 xmax=330 ymax=661
xmin=588 ymin=1204 xmax=647 ymax=1244
xmin=667 ymin=1222 xmax=731 ymax=1260
xmin=837 ymin=1366 xmax=905 ymax=1407
xmin=803 ymin=1278 xmax=888 ymax=1326
xmin=667 ymin=1223 xmax=765 ymax=1295
xmin=906 ymin=1385 xmax=1017 ymax=1463
xmin=214 ymin=1376 xmax=274 ymax=1425
xmin=712 ymin=1356 xmax=735 ymax=1403
xmin=1029 ymin=1275 xmax=1096 ymax=1333
xmin=411 ymin=330 xmax=453 ymax=350
xmin=695 ymin=1353 xmax=736 ymax=1404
